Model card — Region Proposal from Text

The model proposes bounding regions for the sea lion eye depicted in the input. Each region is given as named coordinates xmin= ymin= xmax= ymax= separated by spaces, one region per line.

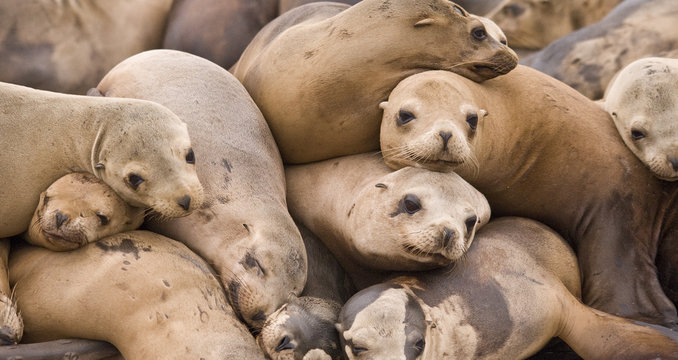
xmin=397 ymin=110 xmax=416 ymax=126
xmin=466 ymin=113 xmax=478 ymax=131
xmin=96 ymin=212 xmax=109 ymax=226
xmin=465 ymin=215 xmax=478 ymax=234
xmin=186 ymin=148 xmax=195 ymax=164
xmin=472 ymin=26 xmax=487 ymax=41
xmin=43 ymin=195 xmax=50 ymax=206
xmin=403 ymin=194 xmax=421 ymax=214
xmin=127 ymin=173 xmax=145 ymax=190
xmin=414 ymin=338 xmax=426 ymax=353
xmin=631 ymin=129 xmax=646 ymax=140
xmin=275 ymin=335 xmax=295 ymax=352
xmin=350 ymin=343 xmax=368 ymax=356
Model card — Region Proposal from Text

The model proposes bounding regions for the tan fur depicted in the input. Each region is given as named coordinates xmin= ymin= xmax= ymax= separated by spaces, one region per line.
xmin=0 ymin=241 xmax=21 ymax=345
xmin=0 ymin=81 xmax=203 ymax=239
xmin=93 ymin=50 xmax=306 ymax=330
xmin=9 ymin=230 xmax=265 ymax=359
xmin=0 ymin=0 xmax=173 ymax=94
xmin=25 ymin=173 xmax=144 ymax=251
xmin=491 ymin=0 xmax=624 ymax=50
xmin=231 ymin=0 xmax=517 ymax=164
xmin=379 ymin=67 xmax=678 ymax=327
xmin=603 ymin=57 xmax=678 ymax=181
xmin=286 ymin=153 xmax=491 ymax=289
xmin=338 ymin=218 xmax=678 ymax=359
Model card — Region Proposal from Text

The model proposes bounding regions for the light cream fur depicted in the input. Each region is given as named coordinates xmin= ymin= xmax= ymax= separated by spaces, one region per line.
xmin=0 ymin=0 xmax=173 ymax=94
xmin=231 ymin=0 xmax=518 ymax=164
xmin=9 ymin=230 xmax=265 ymax=359
xmin=93 ymin=49 xmax=306 ymax=330
xmin=603 ymin=57 xmax=678 ymax=181
xmin=286 ymin=153 xmax=490 ymax=289
xmin=0 ymin=240 xmax=21 ymax=345
xmin=0 ymin=81 xmax=203 ymax=239
xmin=25 ymin=172 xmax=144 ymax=251
xmin=338 ymin=217 xmax=678 ymax=359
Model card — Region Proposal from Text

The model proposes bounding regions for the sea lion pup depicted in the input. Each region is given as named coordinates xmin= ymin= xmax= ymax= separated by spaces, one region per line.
xmin=92 ymin=50 xmax=306 ymax=330
xmin=258 ymin=224 xmax=355 ymax=360
xmin=286 ymin=153 xmax=491 ymax=289
xmin=0 ymin=0 xmax=173 ymax=94
xmin=490 ymin=0 xmax=624 ymax=51
xmin=9 ymin=231 xmax=265 ymax=359
xmin=230 ymin=0 xmax=518 ymax=164
xmin=337 ymin=217 xmax=678 ymax=360
xmin=602 ymin=57 xmax=678 ymax=181
xmin=25 ymin=172 xmax=144 ymax=251
xmin=379 ymin=67 xmax=678 ymax=328
xmin=522 ymin=0 xmax=678 ymax=100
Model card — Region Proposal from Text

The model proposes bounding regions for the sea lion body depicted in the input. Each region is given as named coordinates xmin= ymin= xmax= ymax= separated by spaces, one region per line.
xmin=25 ymin=173 xmax=144 ymax=251
xmin=491 ymin=0 xmax=624 ymax=50
xmin=0 ymin=81 xmax=203 ymax=238
xmin=522 ymin=0 xmax=678 ymax=99
xmin=379 ymin=67 xmax=678 ymax=327
xmin=286 ymin=153 xmax=491 ymax=289
xmin=337 ymin=218 xmax=678 ymax=359
xmin=231 ymin=0 xmax=518 ymax=164
xmin=603 ymin=57 xmax=678 ymax=181
xmin=0 ymin=0 xmax=173 ymax=94
xmin=9 ymin=230 xmax=264 ymax=359
xmin=93 ymin=49 xmax=306 ymax=330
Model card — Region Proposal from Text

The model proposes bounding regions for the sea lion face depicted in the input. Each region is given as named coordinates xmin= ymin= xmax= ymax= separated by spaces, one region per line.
xmin=258 ymin=297 xmax=342 ymax=360
xmin=26 ymin=173 xmax=144 ymax=251
xmin=350 ymin=166 xmax=490 ymax=270
xmin=605 ymin=58 xmax=678 ymax=181
xmin=96 ymin=103 xmax=204 ymax=218
xmin=380 ymin=71 xmax=485 ymax=173
xmin=398 ymin=0 xmax=517 ymax=82
xmin=337 ymin=283 xmax=427 ymax=360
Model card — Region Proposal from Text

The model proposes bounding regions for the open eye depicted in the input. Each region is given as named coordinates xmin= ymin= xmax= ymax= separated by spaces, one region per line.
xmin=397 ymin=110 xmax=416 ymax=126
xmin=630 ymin=129 xmax=646 ymax=140
xmin=186 ymin=148 xmax=195 ymax=164
xmin=472 ymin=26 xmax=487 ymax=41
xmin=96 ymin=212 xmax=109 ymax=226
xmin=275 ymin=335 xmax=295 ymax=352
xmin=403 ymin=194 xmax=421 ymax=215
xmin=414 ymin=338 xmax=426 ymax=353
xmin=466 ymin=113 xmax=478 ymax=131
xmin=127 ymin=173 xmax=145 ymax=190
xmin=465 ymin=215 xmax=477 ymax=234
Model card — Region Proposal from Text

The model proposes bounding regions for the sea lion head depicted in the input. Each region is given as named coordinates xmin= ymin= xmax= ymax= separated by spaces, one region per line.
xmin=26 ymin=173 xmax=144 ymax=251
xmin=258 ymin=297 xmax=342 ymax=360
xmin=348 ymin=165 xmax=490 ymax=270
xmin=337 ymin=283 xmax=427 ymax=360
xmin=605 ymin=57 xmax=678 ymax=181
xmin=380 ymin=70 xmax=486 ymax=173
xmin=491 ymin=0 xmax=575 ymax=50
xmin=93 ymin=101 xmax=205 ymax=217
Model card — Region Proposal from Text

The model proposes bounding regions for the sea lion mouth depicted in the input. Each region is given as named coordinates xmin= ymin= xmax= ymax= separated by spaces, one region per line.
xmin=41 ymin=230 xmax=86 ymax=250
xmin=402 ymin=245 xmax=452 ymax=265
xmin=417 ymin=158 xmax=463 ymax=172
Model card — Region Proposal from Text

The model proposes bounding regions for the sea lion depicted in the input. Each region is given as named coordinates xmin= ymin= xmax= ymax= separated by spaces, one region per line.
xmin=230 ymin=0 xmax=518 ymax=164
xmin=286 ymin=153 xmax=491 ymax=289
xmin=379 ymin=67 xmax=678 ymax=327
xmin=279 ymin=0 xmax=360 ymax=14
xmin=92 ymin=49 xmax=306 ymax=330
xmin=336 ymin=217 xmax=678 ymax=359
xmin=0 ymin=241 xmax=21 ymax=345
xmin=0 ymin=339 xmax=120 ymax=360
xmin=490 ymin=0 xmax=624 ymax=50
xmin=522 ymin=0 xmax=678 ymax=99
xmin=9 ymin=230 xmax=265 ymax=359
xmin=25 ymin=172 xmax=144 ymax=251
xmin=602 ymin=57 xmax=678 ymax=181
xmin=258 ymin=224 xmax=355 ymax=360
xmin=0 ymin=0 xmax=173 ymax=94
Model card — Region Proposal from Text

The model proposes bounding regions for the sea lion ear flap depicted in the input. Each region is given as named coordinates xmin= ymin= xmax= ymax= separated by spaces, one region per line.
xmin=452 ymin=5 xmax=468 ymax=17
xmin=335 ymin=322 xmax=344 ymax=333
xmin=414 ymin=18 xmax=436 ymax=27
xmin=379 ymin=101 xmax=388 ymax=110
xmin=87 ymin=87 xmax=103 ymax=97
xmin=480 ymin=109 xmax=489 ymax=118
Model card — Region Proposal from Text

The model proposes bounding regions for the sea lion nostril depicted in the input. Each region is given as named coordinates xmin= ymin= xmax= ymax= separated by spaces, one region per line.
xmin=442 ymin=227 xmax=456 ymax=248
xmin=55 ymin=211 xmax=69 ymax=228
xmin=669 ymin=157 xmax=678 ymax=172
xmin=439 ymin=131 xmax=452 ymax=151
xmin=177 ymin=195 xmax=191 ymax=211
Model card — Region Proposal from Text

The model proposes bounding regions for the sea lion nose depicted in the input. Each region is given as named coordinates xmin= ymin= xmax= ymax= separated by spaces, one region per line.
xmin=439 ymin=131 xmax=452 ymax=151
xmin=177 ymin=195 xmax=191 ymax=211
xmin=669 ymin=157 xmax=678 ymax=172
xmin=55 ymin=211 xmax=69 ymax=228
xmin=442 ymin=227 xmax=456 ymax=248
